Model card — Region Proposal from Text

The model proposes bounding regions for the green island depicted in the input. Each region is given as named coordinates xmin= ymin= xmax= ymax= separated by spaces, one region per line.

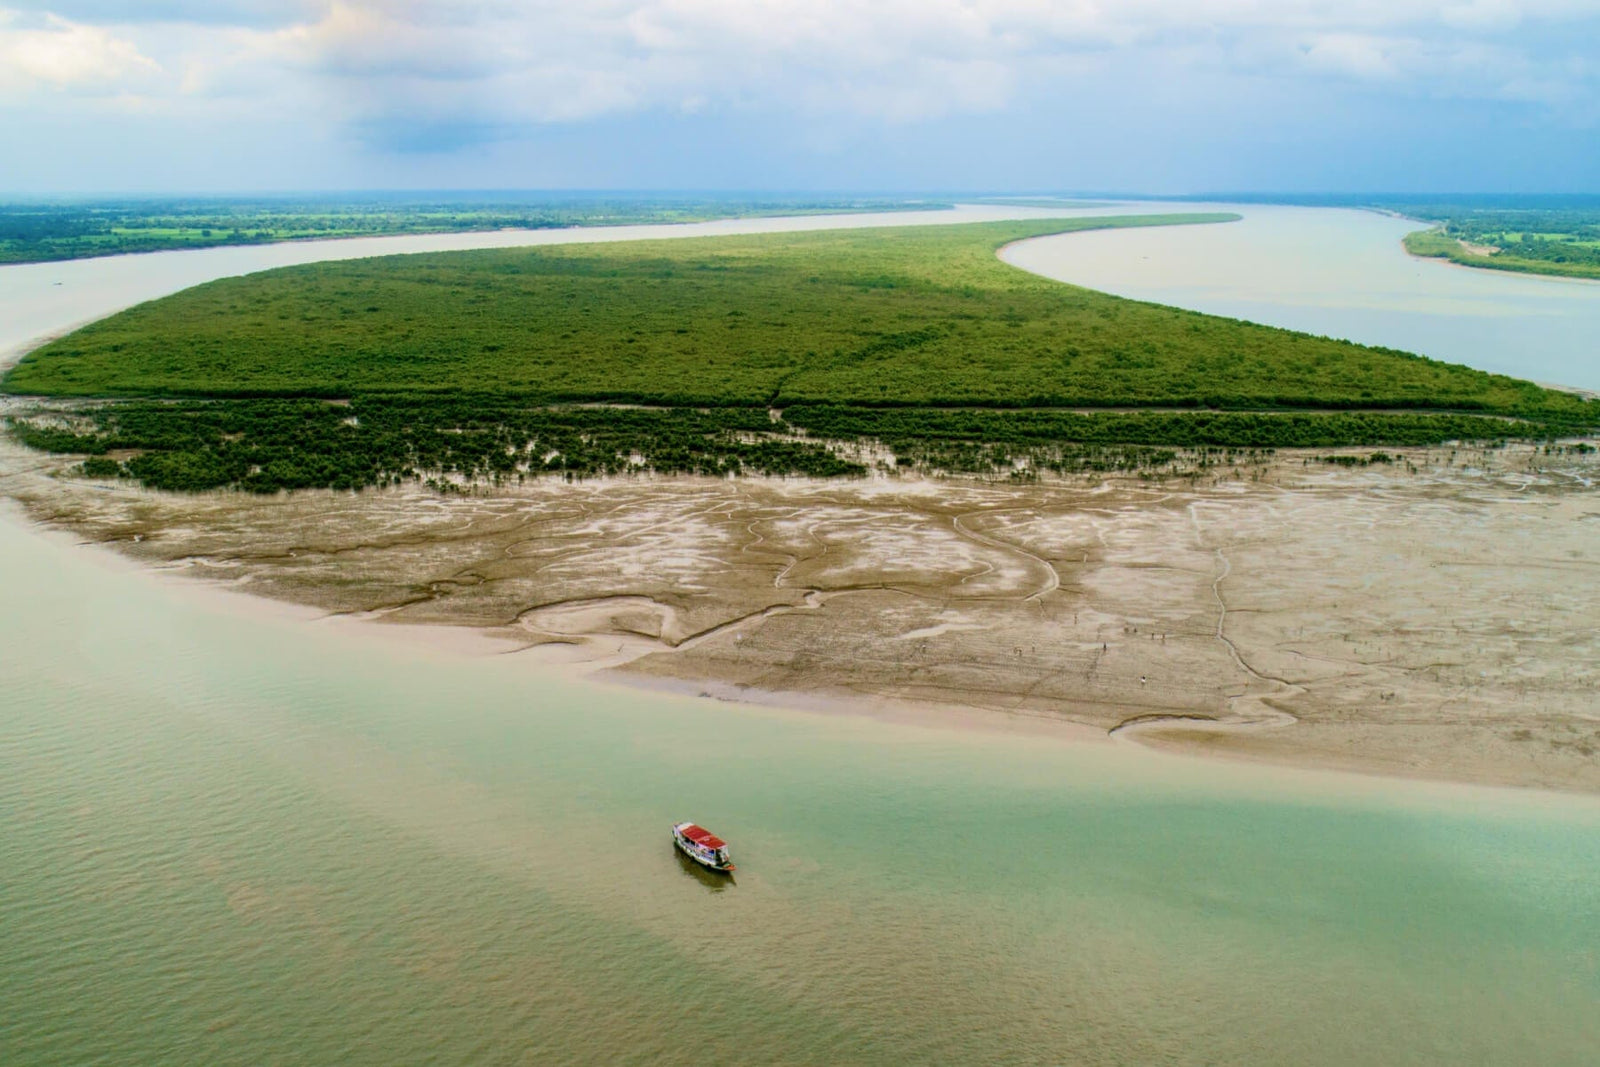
xmin=0 ymin=194 xmax=937 ymax=265
xmin=1400 ymin=204 xmax=1600 ymax=280
xmin=5 ymin=214 xmax=1595 ymax=492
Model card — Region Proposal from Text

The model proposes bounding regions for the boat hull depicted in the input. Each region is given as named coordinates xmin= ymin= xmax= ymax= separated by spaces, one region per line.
xmin=672 ymin=836 xmax=736 ymax=873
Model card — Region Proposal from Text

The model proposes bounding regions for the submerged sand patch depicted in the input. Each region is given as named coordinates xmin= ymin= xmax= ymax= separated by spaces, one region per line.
xmin=2 ymin=432 xmax=1596 ymax=794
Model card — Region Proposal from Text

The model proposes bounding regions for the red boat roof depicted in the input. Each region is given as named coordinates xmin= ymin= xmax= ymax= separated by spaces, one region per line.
xmin=679 ymin=824 xmax=726 ymax=849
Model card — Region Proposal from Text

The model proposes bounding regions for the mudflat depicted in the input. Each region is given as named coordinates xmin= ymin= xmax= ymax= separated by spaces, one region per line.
xmin=5 ymin=430 xmax=1595 ymax=795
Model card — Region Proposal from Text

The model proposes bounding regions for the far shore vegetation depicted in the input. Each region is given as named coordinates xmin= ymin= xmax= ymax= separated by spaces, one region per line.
xmin=1390 ymin=201 xmax=1600 ymax=280
xmin=5 ymin=215 xmax=1595 ymax=493
xmin=1402 ymin=218 xmax=1600 ymax=279
xmin=0 ymin=193 xmax=943 ymax=266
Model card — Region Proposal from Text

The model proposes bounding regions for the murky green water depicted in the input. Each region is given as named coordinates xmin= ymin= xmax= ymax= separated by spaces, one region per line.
xmin=2 ymin=509 xmax=1596 ymax=1065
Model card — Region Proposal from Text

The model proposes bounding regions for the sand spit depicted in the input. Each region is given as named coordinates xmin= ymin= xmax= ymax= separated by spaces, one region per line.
xmin=2 ymin=435 xmax=1597 ymax=794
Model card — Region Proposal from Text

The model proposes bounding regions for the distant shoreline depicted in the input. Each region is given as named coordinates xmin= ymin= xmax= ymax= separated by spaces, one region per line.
xmin=0 ymin=198 xmax=951 ymax=267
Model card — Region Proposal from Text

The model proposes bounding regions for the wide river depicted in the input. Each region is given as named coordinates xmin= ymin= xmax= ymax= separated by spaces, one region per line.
xmin=3 ymin=206 xmax=1598 ymax=1065
xmin=1004 ymin=203 xmax=1600 ymax=392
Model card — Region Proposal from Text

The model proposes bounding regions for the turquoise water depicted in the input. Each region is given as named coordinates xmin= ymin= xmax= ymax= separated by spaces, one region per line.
xmin=2 ymin=510 xmax=1597 ymax=1065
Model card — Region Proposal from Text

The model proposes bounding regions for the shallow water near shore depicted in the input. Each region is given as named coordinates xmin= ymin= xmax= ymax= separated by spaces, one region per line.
xmin=2 ymin=506 xmax=1597 ymax=1066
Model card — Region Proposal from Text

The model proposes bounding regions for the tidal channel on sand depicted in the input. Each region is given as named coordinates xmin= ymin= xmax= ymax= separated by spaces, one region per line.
xmin=1 ymin=207 xmax=1598 ymax=1064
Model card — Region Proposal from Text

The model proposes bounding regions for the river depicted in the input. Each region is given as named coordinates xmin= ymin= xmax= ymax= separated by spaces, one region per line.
xmin=1002 ymin=203 xmax=1600 ymax=392
xmin=2 ymin=206 xmax=1598 ymax=1065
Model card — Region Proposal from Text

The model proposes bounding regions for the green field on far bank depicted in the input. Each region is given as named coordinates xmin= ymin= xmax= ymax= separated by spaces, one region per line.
xmin=5 ymin=214 xmax=1595 ymax=492
xmin=1400 ymin=203 xmax=1600 ymax=280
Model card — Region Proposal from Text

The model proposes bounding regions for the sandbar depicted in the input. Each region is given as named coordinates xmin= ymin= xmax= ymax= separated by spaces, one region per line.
xmin=3 ymin=427 xmax=1594 ymax=795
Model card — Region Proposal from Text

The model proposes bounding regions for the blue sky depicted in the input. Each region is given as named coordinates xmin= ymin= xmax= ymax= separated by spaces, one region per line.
xmin=3 ymin=1 xmax=1597 ymax=194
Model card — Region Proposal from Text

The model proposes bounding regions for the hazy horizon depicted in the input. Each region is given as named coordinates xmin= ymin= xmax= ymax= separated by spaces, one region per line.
xmin=7 ymin=189 xmax=1600 ymax=203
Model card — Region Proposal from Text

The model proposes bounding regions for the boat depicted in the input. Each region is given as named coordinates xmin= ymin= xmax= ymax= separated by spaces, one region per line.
xmin=672 ymin=822 xmax=736 ymax=872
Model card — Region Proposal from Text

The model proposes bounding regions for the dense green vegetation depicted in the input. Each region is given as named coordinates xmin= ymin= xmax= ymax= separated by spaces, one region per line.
xmin=6 ymin=214 xmax=1594 ymax=493
xmin=782 ymin=405 xmax=1540 ymax=449
xmin=11 ymin=400 xmax=863 ymax=491
xmin=11 ymin=398 xmax=1543 ymax=493
xmin=0 ymin=194 xmax=936 ymax=265
xmin=1399 ymin=203 xmax=1600 ymax=280
xmin=7 ymin=214 xmax=1586 ymax=417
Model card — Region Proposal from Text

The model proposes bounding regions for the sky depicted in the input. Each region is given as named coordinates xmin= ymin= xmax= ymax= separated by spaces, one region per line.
xmin=2 ymin=1 xmax=1598 ymax=195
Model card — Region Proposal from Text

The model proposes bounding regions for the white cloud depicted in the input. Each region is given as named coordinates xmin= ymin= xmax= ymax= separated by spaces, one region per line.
xmin=257 ymin=1 xmax=1600 ymax=120
xmin=4 ymin=1 xmax=1597 ymax=148
xmin=0 ymin=9 xmax=160 ymax=92
xmin=1439 ymin=0 xmax=1527 ymax=32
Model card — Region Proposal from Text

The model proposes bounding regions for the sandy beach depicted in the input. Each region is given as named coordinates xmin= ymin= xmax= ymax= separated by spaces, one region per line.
xmin=4 ymin=429 xmax=1595 ymax=795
